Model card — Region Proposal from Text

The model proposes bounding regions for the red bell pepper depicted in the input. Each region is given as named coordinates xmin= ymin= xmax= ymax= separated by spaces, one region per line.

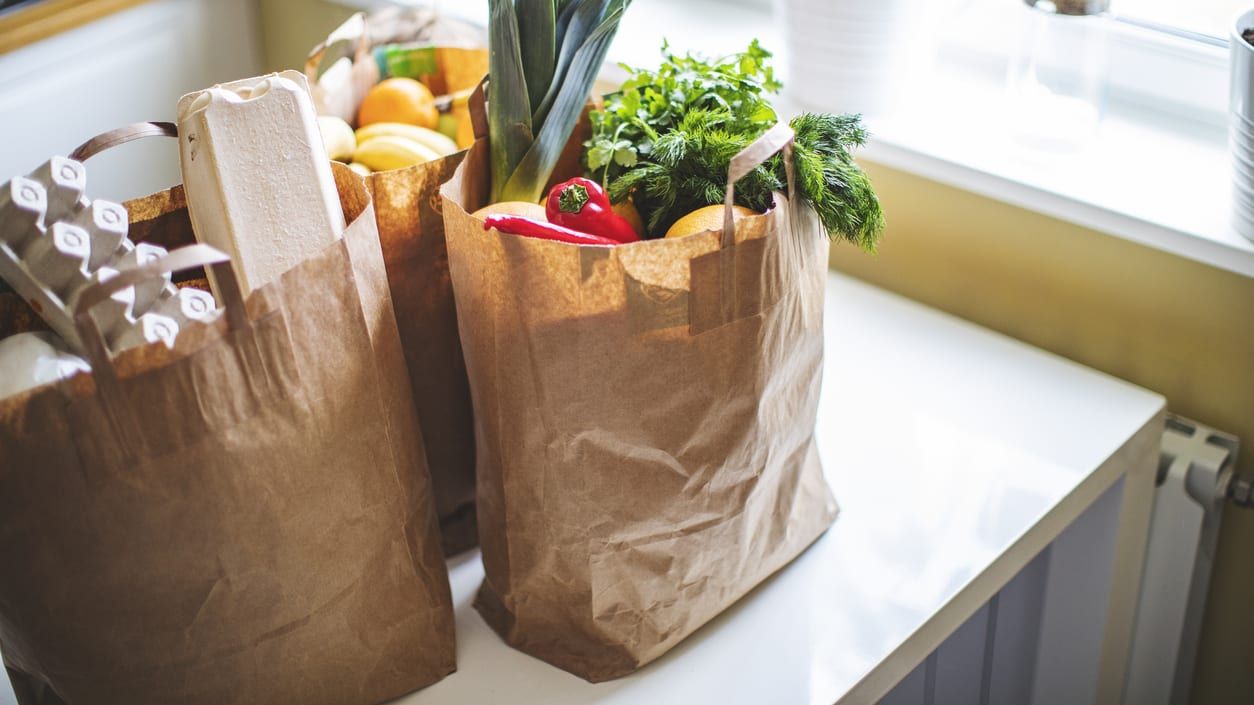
xmin=545 ymin=177 xmax=640 ymax=244
xmin=483 ymin=214 xmax=618 ymax=246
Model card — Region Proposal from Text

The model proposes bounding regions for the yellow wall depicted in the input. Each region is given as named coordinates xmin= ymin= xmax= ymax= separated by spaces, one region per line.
xmin=837 ymin=161 xmax=1254 ymax=705
xmin=256 ymin=0 xmax=351 ymax=73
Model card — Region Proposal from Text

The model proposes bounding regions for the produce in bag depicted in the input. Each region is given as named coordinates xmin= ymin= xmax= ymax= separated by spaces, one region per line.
xmin=305 ymin=10 xmax=489 ymax=553
xmin=586 ymin=39 xmax=884 ymax=244
xmin=0 ymin=116 xmax=455 ymax=704
xmin=307 ymin=9 xmax=488 ymax=174
xmin=442 ymin=0 xmax=884 ymax=681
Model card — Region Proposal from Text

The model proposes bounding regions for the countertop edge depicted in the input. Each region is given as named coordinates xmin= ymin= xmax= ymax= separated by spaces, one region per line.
xmin=835 ymin=403 xmax=1167 ymax=705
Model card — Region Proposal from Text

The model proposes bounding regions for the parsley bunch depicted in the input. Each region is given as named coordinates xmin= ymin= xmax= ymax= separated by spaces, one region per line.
xmin=585 ymin=41 xmax=884 ymax=249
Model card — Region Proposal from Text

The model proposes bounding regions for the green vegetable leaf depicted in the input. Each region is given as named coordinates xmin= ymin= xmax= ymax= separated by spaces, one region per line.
xmin=488 ymin=0 xmax=533 ymax=202
xmin=587 ymin=139 xmax=615 ymax=170
xmin=500 ymin=1 xmax=629 ymax=202
xmin=610 ymin=138 xmax=636 ymax=166
xmin=613 ymin=144 xmax=637 ymax=167
xmin=584 ymin=39 xmax=884 ymax=248
xmin=516 ymin=0 xmax=557 ymax=116
xmin=490 ymin=0 xmax=632 ymax=202
xmin=533 ymin=0 xmax=616 ymax=128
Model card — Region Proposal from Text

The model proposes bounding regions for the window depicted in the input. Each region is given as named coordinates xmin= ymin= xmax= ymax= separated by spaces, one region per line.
xmin=1115 ymin=0 xmax=1243 ymax=43
xmin=935 ymin=0 xmax=1231 ymax=126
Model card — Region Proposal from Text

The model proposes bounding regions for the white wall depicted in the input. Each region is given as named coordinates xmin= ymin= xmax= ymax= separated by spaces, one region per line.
xmin=0 ymin=0 xmax=263 ymax=203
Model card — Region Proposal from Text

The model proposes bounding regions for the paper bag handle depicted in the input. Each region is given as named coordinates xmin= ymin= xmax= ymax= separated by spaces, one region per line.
xmin=304 ymin=12 xmax=371 ymax=84
xmin=65 ymin=122 xmax=249 ymax=376
xmin=468 ymin=76 xmax=489 ymax=142
xmin=69 ymin=122 xmax=178 ymax=162
xmin=722 ymin=123 xmax=795 ymax=249
xmin=73 ymin=244 xmax=246 ymax=377
xmin=71 ymin=245 xmax=245 ymax=469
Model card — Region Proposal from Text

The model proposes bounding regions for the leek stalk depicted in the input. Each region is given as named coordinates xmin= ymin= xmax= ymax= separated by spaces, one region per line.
xmin=489 ymin=0 xmax=631 ymax=203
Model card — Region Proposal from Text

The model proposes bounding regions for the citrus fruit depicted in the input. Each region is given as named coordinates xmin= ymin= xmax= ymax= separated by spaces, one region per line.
xmin=612 ymin=199 xmax=646 ymax=238
xmin=664 ymin=204 xmax=757 ymax=239
xmin=357 ymin=78 xmax=439 ymax=129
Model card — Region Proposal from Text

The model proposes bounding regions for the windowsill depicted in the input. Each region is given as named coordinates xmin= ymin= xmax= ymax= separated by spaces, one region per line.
xmin=837 ymin=61 xmax=1254 ymax=280
xmin=335 ymin=0 xmax=1254 ymax=278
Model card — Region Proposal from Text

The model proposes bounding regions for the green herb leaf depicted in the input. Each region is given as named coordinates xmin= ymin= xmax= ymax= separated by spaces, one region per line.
xmin=613 ymin=143 xmax=637 ymax=167
xmin=585 ymin=39 xmax=884 ymax=248
xmin=587 ymin=140 xmax=615 ymax=170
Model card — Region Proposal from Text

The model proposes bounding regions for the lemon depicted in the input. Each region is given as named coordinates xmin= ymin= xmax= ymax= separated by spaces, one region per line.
xmin=664 ymin=205 xmax=757 ymax=239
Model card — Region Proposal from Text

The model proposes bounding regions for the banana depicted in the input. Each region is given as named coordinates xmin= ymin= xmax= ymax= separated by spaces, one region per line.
xmin=317 ymin=115 xmax=356 ymax=161
xmin=347 ymin=162 xmax=372 ymax=178
xmin=354 ymin=122 xmax=458 ymax=157
xmin=352 ymin=135 xmax=442 ymax=172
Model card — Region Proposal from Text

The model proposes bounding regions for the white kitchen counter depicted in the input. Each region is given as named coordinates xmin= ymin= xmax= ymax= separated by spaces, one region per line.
xmin=0 ymin=272 xmax=1163 ymax=705
xmin=395 ymin=272 xmax=1165 ymax=705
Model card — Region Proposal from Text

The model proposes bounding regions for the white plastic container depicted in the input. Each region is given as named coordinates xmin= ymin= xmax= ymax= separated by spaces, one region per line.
xmin=778 ymin=0 xmax=929 ymax=117
xmin=1006 ymin=0 xmax=1111 ymax=152
xmin=1230 ymin=8 xmax=1254 ymax=243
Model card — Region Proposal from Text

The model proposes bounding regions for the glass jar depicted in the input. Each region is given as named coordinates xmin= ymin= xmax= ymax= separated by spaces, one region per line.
xmin=1006 ymin=0 xmax=1112 ymax=151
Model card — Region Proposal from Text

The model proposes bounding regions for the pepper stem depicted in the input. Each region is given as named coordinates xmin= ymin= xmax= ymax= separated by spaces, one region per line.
xmin=558 ymin=183 xmax=590 ymax=214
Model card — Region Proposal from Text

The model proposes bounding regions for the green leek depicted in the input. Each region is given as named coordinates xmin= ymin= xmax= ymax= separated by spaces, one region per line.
xmin=489 ymin=0 xmax=631 ymax=203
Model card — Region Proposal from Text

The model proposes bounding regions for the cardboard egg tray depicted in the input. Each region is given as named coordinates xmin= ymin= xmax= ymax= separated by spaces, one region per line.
xmin=0 ymin=156 xmax=217 ymax=356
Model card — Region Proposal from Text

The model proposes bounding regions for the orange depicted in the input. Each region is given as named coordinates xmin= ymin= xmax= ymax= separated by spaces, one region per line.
xmin=665 ymin=204 xmax=757 ymax=239
xmin=612 ymin=199 xmax=646 ymax=238
xmin=357 ymin=78 xmax=439 ymax=129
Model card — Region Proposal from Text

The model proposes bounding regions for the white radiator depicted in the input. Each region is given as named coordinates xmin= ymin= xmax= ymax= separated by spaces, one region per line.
xmin=1123 ymin=415 xmax=1241 ymax=705
xmin=879 ymin=414 xmax=1243 ymax=705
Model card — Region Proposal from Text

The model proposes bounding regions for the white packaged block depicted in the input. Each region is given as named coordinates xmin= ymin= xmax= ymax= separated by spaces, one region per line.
xmin=176 ymin=70 xmax=345 ymax=298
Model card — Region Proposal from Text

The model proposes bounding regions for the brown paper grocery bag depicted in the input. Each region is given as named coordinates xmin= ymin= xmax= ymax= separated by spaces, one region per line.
xmin=440 ymin=97 xmax=839 ymax=680
xmin=0 ymin=141 xmax=455 ymax=704
xmin=306 ymin=16 xmax=487 ymax=555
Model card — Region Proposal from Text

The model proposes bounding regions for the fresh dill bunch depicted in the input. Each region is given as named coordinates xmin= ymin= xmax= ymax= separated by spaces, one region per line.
xmin=789 ymin=112 xmax=885 ymax=251
xmin=585 ymin=41 xmax=884 ymax=249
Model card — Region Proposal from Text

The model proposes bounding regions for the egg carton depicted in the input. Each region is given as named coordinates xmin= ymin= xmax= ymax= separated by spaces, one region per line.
xmin=0 ymin=156 xmax=218 ymax=357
